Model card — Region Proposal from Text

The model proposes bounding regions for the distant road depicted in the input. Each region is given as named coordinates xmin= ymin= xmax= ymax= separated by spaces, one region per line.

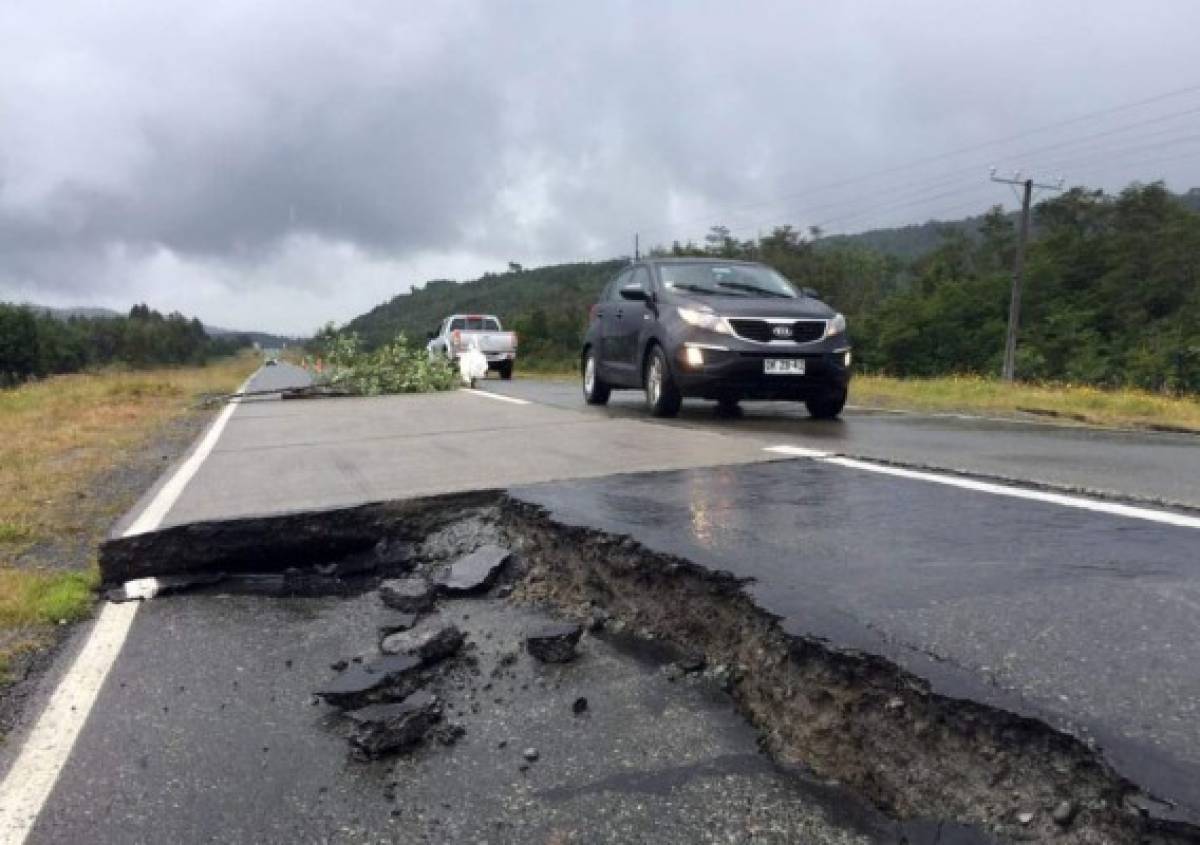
xmin=243 ymin=360 xmax=312 ymax=394
xmin=483 ymin=377 xmax=1200 ymax=510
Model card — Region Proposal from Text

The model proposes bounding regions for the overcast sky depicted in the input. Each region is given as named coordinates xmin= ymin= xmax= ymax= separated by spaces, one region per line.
xmin=3 ymin=1 xmax=1199 ymax=334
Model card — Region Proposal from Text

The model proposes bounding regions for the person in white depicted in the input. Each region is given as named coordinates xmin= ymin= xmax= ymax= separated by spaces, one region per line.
xmin=458 ymin=336 xmax=489 ymax=387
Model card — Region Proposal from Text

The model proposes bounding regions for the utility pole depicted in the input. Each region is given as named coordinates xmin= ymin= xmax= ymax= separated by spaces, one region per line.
xmin=634 ymin=233 xmax=640 ymax=260
xmin=989 ymin=169 xmax=1063 ymax=382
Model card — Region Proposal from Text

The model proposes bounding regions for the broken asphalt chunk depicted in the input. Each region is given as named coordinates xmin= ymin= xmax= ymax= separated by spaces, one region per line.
xmin=372 ymin=537 xmax=414 ymax=569
xmin=345 ymin=691 xmax=441 ymax=759
xmin=315 ymin=654 xmax=423 ymax=708
xmin=431 ymin=723 xmax=465 ymax=746
xmin=380 ymin=623 xmax=465 ymax=665
xmin=379 ymin=577 xmax=434 ymax=613
xmin=525 ymin=622 xmax=582 ymax=663
xmin=378 ymin=612 xmax=419 ymax=637
xmin=435 ymin=544 xmax=511 ymax=595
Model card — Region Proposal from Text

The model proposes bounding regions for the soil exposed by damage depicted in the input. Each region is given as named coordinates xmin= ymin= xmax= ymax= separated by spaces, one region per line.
xmin=97 ymin=496 xmax=1200 ymax=844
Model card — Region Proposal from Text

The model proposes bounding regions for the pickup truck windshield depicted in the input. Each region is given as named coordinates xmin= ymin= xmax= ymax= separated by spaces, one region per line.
xmin=660 ymin=263 xmax=798 ymax=299
xmin=449 ymin=317 xmax=501 ymax=331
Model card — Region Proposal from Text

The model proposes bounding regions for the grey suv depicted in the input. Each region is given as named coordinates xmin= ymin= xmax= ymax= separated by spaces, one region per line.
xmin=580 ymin=258 xmax=852 ymax=418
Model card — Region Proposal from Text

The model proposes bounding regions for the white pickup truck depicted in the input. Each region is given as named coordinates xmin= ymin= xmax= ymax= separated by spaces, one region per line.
xmin=426 ymin=314 xmax=518 ymax=379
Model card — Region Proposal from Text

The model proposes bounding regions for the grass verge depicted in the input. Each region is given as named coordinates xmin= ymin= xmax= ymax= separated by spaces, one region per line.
xmin=510 ymin=366 xmax=1200 ymax=432
xmin=0 ymin=354 xmax=258 ymax=682
xmin=851 ymin=374 xmax=1200 ymax=432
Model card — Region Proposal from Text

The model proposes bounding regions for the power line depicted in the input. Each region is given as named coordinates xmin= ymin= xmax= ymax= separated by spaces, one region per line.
xmin=654 ymin=108 xmax=1200 ymax=246
xmin=1022 ymin=131 xmax=1200 ymax=174
xmin=821 ymin=194 xmax=1012 ymax=238
xmin=638 ymin=83 xmax=1200 ymax=240
xmin=817 ymin=182 xmax=994 ymax=230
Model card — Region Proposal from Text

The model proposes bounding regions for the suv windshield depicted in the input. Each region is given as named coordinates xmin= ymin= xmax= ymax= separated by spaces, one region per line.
xmin=659 ymin=263 xmax=798 ymax=299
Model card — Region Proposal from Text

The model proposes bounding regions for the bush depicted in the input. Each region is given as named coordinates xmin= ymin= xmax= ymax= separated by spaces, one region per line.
xmin=314 ymin=332 xmax=458 ymax=395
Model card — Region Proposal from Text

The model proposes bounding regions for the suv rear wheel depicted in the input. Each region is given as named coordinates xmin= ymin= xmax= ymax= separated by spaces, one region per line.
xmin=805 ymin=390 xmax=846 ymax=419
xmin=582 ymin=349 xmax=611 ymax=405
xmin=644 ymin=346 xmax=682 ymax=417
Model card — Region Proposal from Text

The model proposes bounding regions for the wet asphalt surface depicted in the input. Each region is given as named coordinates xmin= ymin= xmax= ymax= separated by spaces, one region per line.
xmin=25 ymin=592 xmax=905 ymax=844
xmin=486 ymin=377 xmax=1200 ymax=509
xmin=6 ymin=368 xmax=1198 ymax=841
xmin=512 ymin=461 xmax=1200 ymax=818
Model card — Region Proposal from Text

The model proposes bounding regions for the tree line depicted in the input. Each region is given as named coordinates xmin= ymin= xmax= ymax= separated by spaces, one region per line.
xmin=730 ymin=182 xmax=1200 ymax=393
xmin=0 ymin=303 xmax=250 ymax=386
xmin=334 ymin=180 xmax=1199 ymax=394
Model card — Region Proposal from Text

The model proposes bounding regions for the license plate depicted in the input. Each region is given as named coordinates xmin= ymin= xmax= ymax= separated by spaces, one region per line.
xmin=764 ymin=358 xmax=805 ymax=375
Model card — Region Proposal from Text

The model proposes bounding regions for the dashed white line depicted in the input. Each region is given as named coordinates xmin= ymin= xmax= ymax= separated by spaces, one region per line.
xmin=765 ymin=444 xmax=1200 ymax=529
xmin=460 ymin=388 xmax=530 ymax=405
xmin=0 ymin=370 xmax=257 ymax=845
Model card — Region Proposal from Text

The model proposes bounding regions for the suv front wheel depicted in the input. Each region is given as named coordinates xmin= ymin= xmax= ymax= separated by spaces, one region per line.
xmin=805 ymin=390 xmax=846 ymax=419
xmin=644 ymin=346 xmax=682 ymax=418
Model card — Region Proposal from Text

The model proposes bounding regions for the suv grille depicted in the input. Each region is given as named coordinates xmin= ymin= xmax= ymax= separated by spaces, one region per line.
xmin=729 ymin=319 xmax=826 ymax=343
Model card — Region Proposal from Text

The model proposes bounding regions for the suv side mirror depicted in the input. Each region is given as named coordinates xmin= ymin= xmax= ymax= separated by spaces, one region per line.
xmin=619 ymin=284 xmax=648 ymax=302
xmin=801 ymin=287 xmax=821 ymax=300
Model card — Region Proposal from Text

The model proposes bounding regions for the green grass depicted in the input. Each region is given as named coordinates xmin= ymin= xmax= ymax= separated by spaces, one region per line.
xmin=0 ymin=522 xmax=33 ymax=545
xmin=0 ymin=569 xmax=99 ymax=628
xmin=512 ymin=366 xmax=1200 ymax=432
xmin=851 ymin=374 xmax=1200 ymax=432
xmin=0 ymin=353 xmax=258 ymax=563
xmin=0 ymin=568 xmax=99 ymax=683
xmin=0 ymin=354 xmax=259 ymax=686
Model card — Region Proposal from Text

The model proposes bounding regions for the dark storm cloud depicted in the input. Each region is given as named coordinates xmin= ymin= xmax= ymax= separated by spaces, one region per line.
xmin=2 ymin=0 xmax=1199 ymax=331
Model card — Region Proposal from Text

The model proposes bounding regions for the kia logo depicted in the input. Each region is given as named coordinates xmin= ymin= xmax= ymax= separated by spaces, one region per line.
xmin=771 ymin=325 xmax=793 ymax=338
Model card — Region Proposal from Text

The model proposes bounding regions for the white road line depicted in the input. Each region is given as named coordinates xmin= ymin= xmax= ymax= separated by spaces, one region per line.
xmin=764 ymin=444 xmax=1200 ymax=529
xmin=460 ymin=388 xmax=530 ymax=405
xmin=763 ymin=445 xmax=833 ymax=459
xmin=124 ymin=375 xmax=251 ymax=536
xmin=0 ymin=370 xmax=257 ymax=845
xmin=0 ymin=602 xmax=137 ymax=844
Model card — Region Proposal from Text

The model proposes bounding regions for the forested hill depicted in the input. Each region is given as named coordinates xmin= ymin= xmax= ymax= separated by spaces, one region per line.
xmin=818 ymin=211 xmax=998 ymax=262
xmin=339 ymin=182 xmax=1200 ymax=392
xmin=343 ymin=259 xmax=624 ymax=354
xmin=0 ymin=303 xmax=252 ymax=385
xmin=821 ymin=187 xmax=1200 ymax=260
xmin=30 ymin=304 xmax=298 ymax=348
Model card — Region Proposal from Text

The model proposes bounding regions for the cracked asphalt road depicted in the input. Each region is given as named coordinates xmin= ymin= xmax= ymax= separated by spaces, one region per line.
xmin=512 ymin=459 xmax=1200 ymax=818
xmin=3 ymin=367 xmax=1197 ymax=842
xmin=485 ymin=377 xmax=1200 ymax=509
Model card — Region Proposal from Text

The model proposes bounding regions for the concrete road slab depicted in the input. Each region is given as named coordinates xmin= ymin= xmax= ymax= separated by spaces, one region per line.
xmin=160 ymin=389 xmax=783 ymax=527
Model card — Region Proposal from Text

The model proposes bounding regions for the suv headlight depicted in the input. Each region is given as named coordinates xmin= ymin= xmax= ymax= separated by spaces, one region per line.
xmin=677 ymin=306 xmax=732 ymax=335
xmin=825 ymin=313 xmax=846 ymax=338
